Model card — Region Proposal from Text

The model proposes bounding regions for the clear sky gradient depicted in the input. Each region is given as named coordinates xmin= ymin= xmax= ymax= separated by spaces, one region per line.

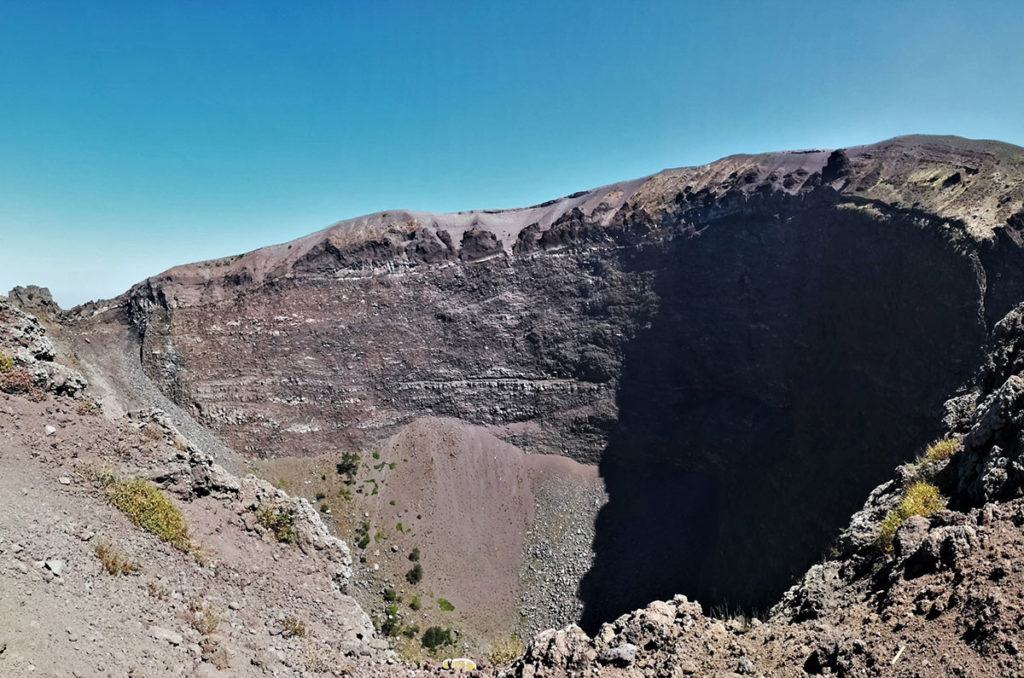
xmin=1 ymin=1 xmax=1022 ymax=307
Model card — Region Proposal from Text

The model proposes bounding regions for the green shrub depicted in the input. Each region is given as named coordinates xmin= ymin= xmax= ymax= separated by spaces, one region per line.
xmin=0 ymin=350 xmax=13 ymax=373
xmin=379 ymin=603 xmax=402 ymax=636
xmin=105 ymin=477 xmax=190 ymax=551
xmin=878 ymin=481 xmax=946 ymax=551
xmin=383 ymin=588 xmax=399 ymax=602
xmin=409 ymin=595 xmax=422 ymax=611
xmin=355 ymin=520 xmax=371 ymax=549
xmin=256 ymin=504 xmax=297 ymax=544
xmin=408 ymin=547 xmax=420 ymax=562
xmin=421 ymin=626 xmax=453 ymax=650
xmin=336 ymin=452 xmax=360 ymax=481
xmin=315 ymin=491 xmax=326 ymax=501
xmin=406 ymin=563 xmax=423 ymax=584
xmin=437 ymin=598 xmax=455 ymax=612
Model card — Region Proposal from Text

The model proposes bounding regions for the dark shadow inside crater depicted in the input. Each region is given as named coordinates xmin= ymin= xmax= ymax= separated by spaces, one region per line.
xmin=578 ymin=205 xmax=988 ymax=631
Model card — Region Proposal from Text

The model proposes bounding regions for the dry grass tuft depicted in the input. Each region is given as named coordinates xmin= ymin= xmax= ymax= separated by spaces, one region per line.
xmin=190 ymin=601 xmax=221 ymax=635
xmin=486 ymin=634 xmax=523 ymax=665
xmin=0 ymin=368 xmax=33 ymax=394
xmin=147 ymin=581 xmax=169 ymax=600
xmin=94 ymin=539 xmax=140 ymax=575
xmin=878 ymin=481 xmax=946 ymax=551
xmin=141 ymin=422 xmax=164 ymax=441
xmin=76 ymin=399 xmax=102 ymax=416
xmin=282 ymin=616 xmax=307 ymax=638
xmin=924 ymin=438 xmax=958 ymax=462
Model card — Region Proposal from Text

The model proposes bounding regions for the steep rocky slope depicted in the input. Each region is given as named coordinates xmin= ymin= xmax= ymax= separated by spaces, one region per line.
xmin=67 ymin=135 xmax=1024 ymax=636
xmin=0 ymin=296 xmax=445 ymax=676
xmin=507 ymin=301 xmax=1024 ymax=678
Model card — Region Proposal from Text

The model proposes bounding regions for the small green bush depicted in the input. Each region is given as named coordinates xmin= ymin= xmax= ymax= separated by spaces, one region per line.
xmin=256 ymin=504 xmax=297 ymax=544
xmin=406 ymin=563 xmax=423 ymax=584
xmin=437 ymin=598 xmax=455 ymax=612
xmin=409 ymin=595 xmax=422 ymax=611
xmin=0 ymin=350 xmax=13 ymax=373
xmin=878 ymin=481 xmax=946 ymax=551
xmin=421 ymin=626 xmax=453 ymax=650
xmin=383 ymin=588 xmax=399 ymax=602
xmin=336 ymin=452 xmax=360 ymax=481
xmin=105 ymin=477 xmax=190 ymax=551
xmin=408 ymin=547 xmax=420 ymax=562
xmin=315 ymin=491 xmax=326 ymax=501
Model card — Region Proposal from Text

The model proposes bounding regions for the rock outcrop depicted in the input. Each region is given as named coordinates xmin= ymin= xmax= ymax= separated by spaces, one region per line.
xmin=1 ymin=293 xmax=88 ymax=397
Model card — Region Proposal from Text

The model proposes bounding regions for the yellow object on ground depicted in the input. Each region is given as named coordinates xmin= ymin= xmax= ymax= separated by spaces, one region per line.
xmin=442 ymin=657 xmax=478 ymax=671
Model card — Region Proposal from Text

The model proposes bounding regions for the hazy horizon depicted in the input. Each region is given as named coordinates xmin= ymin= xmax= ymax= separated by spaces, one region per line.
xmin=2 ymin=1 xmax=1023 ymax=307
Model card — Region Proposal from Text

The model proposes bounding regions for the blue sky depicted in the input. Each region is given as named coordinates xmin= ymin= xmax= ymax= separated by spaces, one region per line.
xmin=1 ymin=1 xmax=1022 ymax=307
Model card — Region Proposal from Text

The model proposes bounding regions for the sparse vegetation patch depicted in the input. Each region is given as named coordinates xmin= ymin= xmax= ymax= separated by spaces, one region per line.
xmin=256 ymin=504 xmax=297 ymax=544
